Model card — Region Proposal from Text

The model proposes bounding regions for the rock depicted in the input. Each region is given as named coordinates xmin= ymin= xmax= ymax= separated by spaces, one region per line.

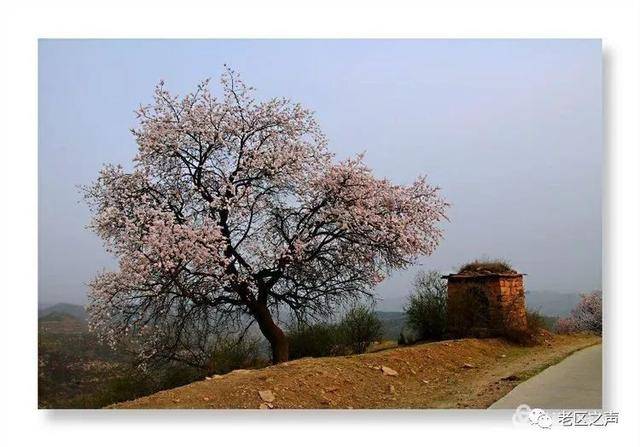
xmin=499 ymin=354 xmax=506 ymax=358
xmin=422 ymin=380 xmax=430 ymax=384
xmin=461 ymin=363 xmax=476 ymax=369
xmin=381 ymin=366 xmax=398 ymax=376
xmin=259 ymin=403 xmax=270 ymax=410
xmin=325 ymin=386 xmax=339 ymax=393
xmin=502 ymin=375 xmax=519 ymax=381
xmin=203 ymin=397 xmax=210 ymax=402
xmin=388 ymin=384 xmax=395 ymax=394
xmin=172 ymin=398 xmax=181 ymax=403
xmin=258 ymin=389 xmax=276 ymax=402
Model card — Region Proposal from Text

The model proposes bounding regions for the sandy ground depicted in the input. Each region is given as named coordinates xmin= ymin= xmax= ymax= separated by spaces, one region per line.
xmin=111 ymin=333 xmax=600 ymax=409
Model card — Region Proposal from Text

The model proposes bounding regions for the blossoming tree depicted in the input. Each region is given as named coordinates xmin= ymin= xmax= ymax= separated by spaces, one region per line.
xmin=85 ymin=69 xmax=448 ymax=363
xmin=555 ymin=290 xmax=602 ymax=335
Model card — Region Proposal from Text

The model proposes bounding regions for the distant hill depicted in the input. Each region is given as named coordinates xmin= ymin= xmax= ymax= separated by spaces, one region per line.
xmin=375 ymin=311 xmax=407 ymax=341
xmin=525 ymin=291 xmax=582 ymax=317
xmin=39 ymin=303 xmax=87 ymax=322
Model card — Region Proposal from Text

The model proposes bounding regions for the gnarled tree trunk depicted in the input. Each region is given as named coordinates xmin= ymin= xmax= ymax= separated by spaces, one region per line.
xmin=251 ymin=301 xmax=289 ymax=363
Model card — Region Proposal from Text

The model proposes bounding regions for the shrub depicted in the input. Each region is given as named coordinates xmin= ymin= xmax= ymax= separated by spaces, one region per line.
xmin=287 ymin=305 xmax=383 ymax=358
xmin=501 ymin=310 xmax=547 ymax=346
xmin=536 ymin=313 xmax=558 ymax=331
xmin=287 ymin=322 xmax=342 ymax=360
xmin=398 ymin=325 xmax=420 ymax=345
xmin=555 ymin=290 xmax=602 ymax=335
xmin=502 ymin=327 xmax=536 ymax=346
xmin=338 ymin=305 xmax=383 ymax=354
xmin=457 ymin=258 xmax=514 ymax=275
xmin=525 ymin=309 xmax=550 ymax=332
xmin=404 ymin=271 xmax=448 ymax=341
xmin=206 ymin=336 xmax=262 ymax=375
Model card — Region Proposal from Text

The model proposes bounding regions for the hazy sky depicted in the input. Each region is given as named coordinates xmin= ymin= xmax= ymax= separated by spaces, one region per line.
xmin=38 ymin=39 xmax=602 ymax=309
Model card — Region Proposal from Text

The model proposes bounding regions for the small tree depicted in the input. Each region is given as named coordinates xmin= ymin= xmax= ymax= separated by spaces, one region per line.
xmin=338 ymin=305 xmax=382 ymax=354
xmin=555 ymin=290 xmax=602 ymax=335
xmin=404 ymin=271 xmax=448 ymax=341
xmin=84 ymin=68 xmax=448 ymax=364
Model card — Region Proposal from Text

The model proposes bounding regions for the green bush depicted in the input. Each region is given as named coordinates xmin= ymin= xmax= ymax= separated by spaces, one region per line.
xmin=404 ymin=271 xmax=448 ymax=341
xmin=287 ymin=322 xmax=342 ymax=360
xmin=338 ymin=305 xmax=382 ymax=354
xmin=287 ymin=305 xmax=383 ymax=359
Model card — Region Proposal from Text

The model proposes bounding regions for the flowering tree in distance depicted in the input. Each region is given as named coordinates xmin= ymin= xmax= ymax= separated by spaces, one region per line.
xmin=85 ymin=69 xmax=448 ymax=363
xmin=555 ymin=290 xmax=602 ymax=335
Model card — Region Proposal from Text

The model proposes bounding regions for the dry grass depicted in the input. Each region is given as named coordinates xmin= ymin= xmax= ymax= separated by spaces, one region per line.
xmin=457 ymin=258 xmax=515 ymax=275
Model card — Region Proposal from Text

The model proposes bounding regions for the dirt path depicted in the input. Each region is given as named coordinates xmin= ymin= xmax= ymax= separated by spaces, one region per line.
xmin=111 ymin=334 xmax=600 ymax=409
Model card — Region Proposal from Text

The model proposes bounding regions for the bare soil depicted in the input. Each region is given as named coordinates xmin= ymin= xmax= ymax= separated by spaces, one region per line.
xmin=111 ymin=333 xmax=600 ymax=409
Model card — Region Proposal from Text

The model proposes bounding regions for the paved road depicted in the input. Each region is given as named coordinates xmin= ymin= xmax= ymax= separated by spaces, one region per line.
xmin=490 ymin=344 xmax=602 ymax=409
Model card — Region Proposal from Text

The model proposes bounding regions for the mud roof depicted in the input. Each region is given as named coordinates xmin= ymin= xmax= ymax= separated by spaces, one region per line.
xmin=441 ymin=272 xmax=525 ymax=279
xmin=441 ymin=259 xmax=524 ymax=279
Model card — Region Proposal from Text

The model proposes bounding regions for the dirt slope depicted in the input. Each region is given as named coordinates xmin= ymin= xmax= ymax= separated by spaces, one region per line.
xmin=111 ymin=334 xmax=600 ymax=409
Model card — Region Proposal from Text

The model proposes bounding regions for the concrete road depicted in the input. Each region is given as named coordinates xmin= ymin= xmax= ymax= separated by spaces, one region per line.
xmin=490 ymin=344 xmax=602 ymax=409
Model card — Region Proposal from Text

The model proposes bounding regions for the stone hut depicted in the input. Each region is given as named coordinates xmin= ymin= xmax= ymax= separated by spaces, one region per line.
xmin=443 ymin=263 xmax=527 ymax=337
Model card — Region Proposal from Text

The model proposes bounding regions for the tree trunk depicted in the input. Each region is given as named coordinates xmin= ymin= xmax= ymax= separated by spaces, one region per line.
xmin=251 ymin=302 xmax=289 ymax=363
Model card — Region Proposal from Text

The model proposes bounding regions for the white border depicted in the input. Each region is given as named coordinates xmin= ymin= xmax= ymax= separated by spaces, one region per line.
xmin=1 ymin=1 xmax=638 ymax=446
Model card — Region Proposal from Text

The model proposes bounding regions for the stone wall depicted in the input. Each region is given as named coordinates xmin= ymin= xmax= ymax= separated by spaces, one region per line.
xmin=445 ymin=273 xmax=527 ymax=337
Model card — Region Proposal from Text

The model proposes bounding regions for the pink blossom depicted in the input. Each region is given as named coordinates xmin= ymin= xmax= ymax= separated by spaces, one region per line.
xmin=84 ymin=68 xmax=448 ymax=362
